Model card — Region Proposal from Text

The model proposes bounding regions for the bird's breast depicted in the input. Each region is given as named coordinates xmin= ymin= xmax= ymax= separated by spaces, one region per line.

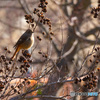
xmin=20 ymin=34 xmax=34 ymax=49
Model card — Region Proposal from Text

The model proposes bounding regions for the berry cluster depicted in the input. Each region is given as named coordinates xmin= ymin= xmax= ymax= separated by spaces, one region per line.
xmin=0 ymin=48 xmax=12 ymax=81
xmin=38 ymin=50 xmax=48 ymax=58
xmin=0 ymin=81 xmax=4 ymax=92
xmin=18 ymin=50 xmax=33 ymax=74
xmin=24 ymin=0 xmax=54 ymax=41
xmin=89 ymin=47 xmax=100 ymax=67
xmin=19 ymin=61 xmax=30 ymax=74
xmin=91 ymin=0 xmax=100 ymax=18
xmin=38 ymin=0 xmax=51 ymax=31
xmin=83 ymin=72 xmax=98 ymax=89
xmin=38 ymin=0 xmax=48 ymax=13
xmin=74 ymin=72 xmax=98 ymax=90
xmin=25 ymin=0 xmax=52 ymax=31
xmin=74 ymin=46 xmax=100 ymax=90
xmin=0 ymin=47 xmax=33 ymax=94
xmin=25 ymin=14 xmax=34 ymax=27
xmin=22 ymin=50 xmax=31 ymax=58
xmin=10 ymin=78 xmax=31 ymax=95
xmin=37 ymin=36 xmax=42 ymax=41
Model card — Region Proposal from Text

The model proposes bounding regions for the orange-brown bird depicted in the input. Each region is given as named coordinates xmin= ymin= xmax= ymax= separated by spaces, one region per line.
xmin=11 ymin=29 xmax=34 ymax=60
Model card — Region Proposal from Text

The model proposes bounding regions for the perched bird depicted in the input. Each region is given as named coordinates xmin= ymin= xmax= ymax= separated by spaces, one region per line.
xmin=11 ymin=29 xmax=34 ymax=60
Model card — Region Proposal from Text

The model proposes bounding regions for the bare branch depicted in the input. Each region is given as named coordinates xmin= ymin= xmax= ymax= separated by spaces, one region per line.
xmin=10 ymin=79 xmax=74 ymax=100
xmin=24 ymin=95 xmax=67 ymax=100
xmin=61 ymin=40 xmax=78 ymax=59
xmin=73 ymin=26 xmax=100 ymax=44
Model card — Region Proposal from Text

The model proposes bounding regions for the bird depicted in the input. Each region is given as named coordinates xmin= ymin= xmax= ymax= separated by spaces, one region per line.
xmin=11 ymin=29 xmax=34 ymax=60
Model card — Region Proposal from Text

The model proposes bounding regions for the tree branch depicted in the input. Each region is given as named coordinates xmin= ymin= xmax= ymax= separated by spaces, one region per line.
xmin=10 ymin=79 xmax=74 ymax=100
xmin=73 ymin=26 xmax=100 ymax=44
xmin=24 ymin=95 xmax=67 ymax=100
xmin=61 ymin=40 xmax=78 ymax=59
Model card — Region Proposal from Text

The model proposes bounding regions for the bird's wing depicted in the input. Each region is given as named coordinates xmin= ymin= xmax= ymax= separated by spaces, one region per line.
xmin=14 ymin=32 xmax=30 ymax=49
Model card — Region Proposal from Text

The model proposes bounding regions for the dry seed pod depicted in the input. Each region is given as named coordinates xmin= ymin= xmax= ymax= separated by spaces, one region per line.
xmin=4 ymin=47 xmax=8 ymax=51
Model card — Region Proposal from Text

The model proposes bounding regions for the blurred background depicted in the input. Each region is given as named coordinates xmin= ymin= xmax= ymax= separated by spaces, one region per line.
xmin=0 ymin=0 xmax=98 ymax=51
xmin=0 ymin=0 xmax=100 ymax=100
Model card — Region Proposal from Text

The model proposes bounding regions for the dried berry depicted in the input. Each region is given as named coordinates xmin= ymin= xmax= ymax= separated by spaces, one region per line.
xmin=4 ymin=47 xmax=8 ymax=51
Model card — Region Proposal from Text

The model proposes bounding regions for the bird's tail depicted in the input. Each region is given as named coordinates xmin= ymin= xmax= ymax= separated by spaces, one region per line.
xmin=11 ymin=46 xmax=20 ymax=60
